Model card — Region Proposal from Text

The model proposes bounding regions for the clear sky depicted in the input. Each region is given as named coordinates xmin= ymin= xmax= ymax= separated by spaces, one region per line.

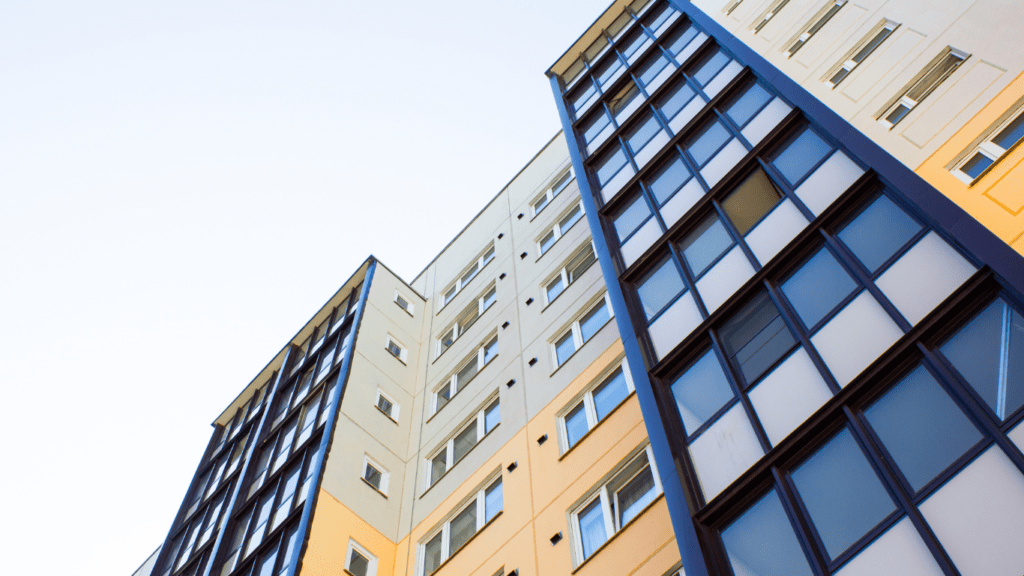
xmin=0 ymin=1 xmax=611 ymax=573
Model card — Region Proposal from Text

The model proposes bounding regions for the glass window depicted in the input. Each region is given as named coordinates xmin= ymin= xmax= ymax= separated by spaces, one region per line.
xmin=423 ymin=532 xmax=443 ymax=574
xmin=583 ymin=111 xmax=612 ymax=145
xmin=539 ymin=230 xmax=556 ymax=254
xmin=453 ymin=424 xmax=478 ymax=463
xmin=430 ymin=450 xmax=447 ymax=485
xmin=781 ymin=246 xmax=858 ymax=329
xmin=580 ymin=300 xmax=611 ymax=341
xmin=593 ymin=369 xmax=630 ymax=420
xmin=865 ymin=366 xmax=982 ymax=491
xmin=562 ymin=367 xmax=633 ymax=450
xmin=621 ymin=27 xmax=648 ymax=60
xmin=790 ymin=429 xmax=897 ymax=560
xmin=449 ymin=504 xmax=477 ymax=554
xmin=959 ymin=152 xmax=994 ymax=179
xmin=992 ymin=113 xmax=1024 ymax=150
xmin=559 ymin=204 xmax=583 ymax=235
xmin=657 ymin=80 xmax=698 ymax=122
xmin=596 ymin=146 xmax=629 ymax=185
xmin=719 ymin=292 xmax=796 ymax=385
xmin=626 ymin=114 xmax=662 ymax=154
xmin=721 ymin=168 xmax=782 ymax=235
xmin=671 ymin=350 xmax=734 ymax=434
xmin=565 ymin=403 xmax=589 ymax=448
xmin=838 ymin=195 xmax=922 ymax=274
xmin=567 ymin=243 xmax=597 ymax=283
xmin=577 ymin=499 xmax=607 ymax=559
xmin=485 ymin=479 xmax=503 ymax=522
xmin=638 ymin=53 xmax=670 ymax=87
xmin=679 ymin=214 xmax=734 ymax=277
xmin=546 ymin=275 xmax=566 ymax=303
xmin=691 ymin=47 xmax=730 ymax=87
xmin=725 ymin=82 xmax=771 ymax=128
xmin=772 ymin=126 xmax=831 ymax=185
xmin=613 ymin=194 xmax=652 ymax=241
xmin=665 ymin=24 xmax=699 ymax=58
xmin=348 ymin=550 xmax=369 ymax=576
xmin=687 ymin=120 xmax=730 ymax=167
xmin=556 ymin=331 xmax=577 ymax=365
xmin=594 ymin=55 xmax=624 ymax=87
xmin=484 ymin=399 xmax=500 ymax=433
xmin=637 ymin=258 xmax=685 ymax=320
xmin=571 ymin=80 xmax=597 ymax=112
xmin=483 ymin=336 xmax=498 ymax=364
xmin=721 ymin=490 xmax=814 ymax=576
xmin=647 ymin=156 xmax=690 ymax=205
xmin=609 ymin=82 xmax=641 ymax=117
xmin=615 ymin=466 xmax=656 ymax=526
xmin=940 ymin=297 xmax=1024 ymax=420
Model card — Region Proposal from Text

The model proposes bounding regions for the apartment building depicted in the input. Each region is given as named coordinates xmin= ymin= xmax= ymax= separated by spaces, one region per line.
xmin=547 ymin=0 xmax=1024 ymax=575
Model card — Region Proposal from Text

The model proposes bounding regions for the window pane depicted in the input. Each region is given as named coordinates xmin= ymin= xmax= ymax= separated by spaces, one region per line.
xmin=364 ymin=464 xmax=382 ymax=490
xmin=959 ymin=152 xmax=994 ymax=179
xmin=256 ymin=549 xmax=278 ymax=576
xmin=782 ymin=247 xmax=858 ymax=329
xmin=719 ymin=292 xmax=797 ymax=385
xmin=559 ymin=205 xmax=583 ymax=234
xmin=940 ymin=298 xmax=1024 ymax=420
xmin=671 ymin=350 xmax=734 ymax=434
xmin=565 ymin=402 xmax=589 ymax=448
xmin=556 ymin=331 xmax=577 ymax=365
xmin=435 ymin=385 xmax=451 ymax=412
xmin=483 ymin=337 xmax=498 ymax=364
xmin=567 ymin=245 xmax=597 ymax=283
xmin=621 ymin=28 xmax=647 ymax=59
xmin=449 ymin=505 xmax=477 ymax=554
xmin=453 ymin=423 xmax=478 ymax=463
xmin=680 ymin=214 xmax=733 ymax=277
xmin=547 ymin=276 xmax=566 ymax=302
xmin=596 ymin=147 xmax=629 ymax=185
xmin=456 ymin=359 xmax=479 ymax=391
xmin=348 ymin=550 xmax=369 ymax=576
xmin=838 ymin=195 xmax=922 ymax=274
xmin=687 ymin=120 xmax=730 ymax=167
xmin=578 ymin=498 xmax=608 ymax=559
xmin=572 ymin=81 xmax=596 ymax=112
xmin=583 ymin=111 xmax=612 ymax=144
xmin=865 ymin=366 xmax=982 ymax=491
xmin=647 ymin=156 xmax=690 ymax=205
xmin=580 ymin=301 xmax=611 ymax=342
xmin=791 ymin=429 xmax=897 ymax=560
xmin=593 ymin=369 xmax=630 ymax=420
xmin=617 ymin=465 xmax=656 ymax=526
xmin=993 ymin=114 xmax=1024 ymax=150
xmin=430 ymin=450 xmax=447 ymax=485
xmin=692 ymin=48 xmax=730 ymax=87
xmin=658 ymin=80 xmax=697 ymax=121
xmin=613 ymin=195 xmax=652 ymax=241
xmin=594 ymin=56 xmax=623 ymax=87
xmin=610 ymin=83 xmax=640 ymax=116
xmin=377 ymin=395 xmax=393 ymax=416
xmin=539 ymin=230 xmax=556 ymax=254
xmin=627 ymin=114 xmax=661 ymax=153
xmin=638 ymin=54 xmax=669 ymax=86
xmin=721 ymin=490 xmax=814 ymax=576
xmin=666 ymin=24 xmax=699 ymax=56
xmin=483 ymin=286 xmax=497 ymax=309
xmin=772 ymin=126 xmax=831 ymax=185
xmin=726 ymin=83 xmax=771 ymax=128
xmin=721 ymin=168 xmax=782 ymax=235
xmin=906 ymin=54 xmax=962 ymax=101
xmin=424 ymin=532 xmax=443 ymax=574
xmin=485 ymin=480 xmax=503 ymax=522
xmin=485 ymin=400 xmax=500 ymax=433
xmin=637 ymin=259 xmax=685 ymax=320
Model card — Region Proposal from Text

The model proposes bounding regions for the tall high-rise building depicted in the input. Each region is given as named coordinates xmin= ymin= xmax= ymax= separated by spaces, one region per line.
xmin=136 ymin=2 xmax=1024 ymax=576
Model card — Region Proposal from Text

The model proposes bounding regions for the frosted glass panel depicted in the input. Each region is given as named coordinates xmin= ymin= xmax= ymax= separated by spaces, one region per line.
xmin=748 ymin=348 xmax=833 ymax=446
xmin=876 ymin=231 xmax=976 ymax=325
xmin=835 ymin=517 xmax=944 ymax=576
xmin=586 ymin=123 xmax=616 ymax=155
xmin=741 ymin=99 xmax=792 ymax=146
xmin=615 ymin=94 xmax=645 ymax=125
xmin=649 ymin=292 xmax=703 ymax=359
xmin=689 ymin=403 xmax=764 ymax=500
xmin=746 ymin=199 xmax=808 ymax=266
xmin=621 ymin=218 xmax=662 ymax=267
xmin=634 ymin=131 xmax=670 ymax=168
xmin=811 ymin=292 xmax=903 ymax=387
xmin=669 ymin=97 xmax=706 ymax=134
xmin=701 ymin=139 xmax=748 ymax=188
xmin=627 ymin=38 xmax=654 ymax=65
xmin=675 ymin=31 xmax=708 ymax=65
xmin=696 ymin=246 xmax=755 ymax=313
xmin=920 ymin=447 xmax=1024 ymax=576
xmin=1010 ymin=421 xmax=1024 ymax=453
xmin=658 ymin=178 xmax=704 ymax=226
xmin=600 ymin=163 xmax=637 ymax=203
xmin=794 ymin=151 xmax=865 ymax=216
xmin=645 ymin=64 xmax=677 ymax=94
xmin=722 ymin=490 xmax=814 ymax=576
xmin=672 ymin=350 xmax=735 ymax=434
xmin=704 ymin=60 xmax=743 ymax=98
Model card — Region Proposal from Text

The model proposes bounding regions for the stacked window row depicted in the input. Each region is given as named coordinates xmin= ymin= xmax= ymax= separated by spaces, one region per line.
xmin=432 ymin=334 xmax=499 ymax=414
xmin=661 ymin=189 xmax=977 ymax=503
xmin=716 ymin=293 xmax=1024 ymax=576
xmin=420 ymin=475 xmax=504 ymax=575
xmin=426 ymin=396 xmax=501 ymax=489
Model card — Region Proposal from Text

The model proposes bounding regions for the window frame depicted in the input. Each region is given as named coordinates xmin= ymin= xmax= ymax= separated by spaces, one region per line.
xmin=436 ymin=283 xmax=497 ymax=359
xmin=375 ymin=388 xmax=399 ymax=421
xmin=784 ymin=0 xmax=846 ymax=57
xmin=559 ymin=364 xmax=636 ymax=452
xmin=544 ymin=241 xmax=599 ymax=306
xmin=537 ymin=199 xmax=586 ymax=257
xmin=432 ymin=335 xmax=500 ymax=414
xmin=385 ymin=334 xmax=408 ymax=364
xmin=552 ymin=293 xmax=616 ymax=368
xmin=394 ymin=290 xmax=415 ymax=316
xmin=418 ymin=475 xmax=504 ymax=576
xmin=345 ymin=538 xmax=378 ymax=576
xmin=362 ymin=454 xmax=390 ymax=496
xmin=440 ymin=244 xmax=497 ymax=309
xmin=952 ymin=109 xmax=1024 ymax=184
xmin=826 ymin=20 xmax=898 ymax=88
xmin=425 ymin=395 xmax=501 ymax=490
xmin=531 ymin=168 xmax=576 ymax=218
xmin=878 ymin=48 xmax=968 ymax=129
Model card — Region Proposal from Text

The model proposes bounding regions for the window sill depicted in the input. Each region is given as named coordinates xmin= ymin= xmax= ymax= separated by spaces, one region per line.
xmin=386 ymin=350 xmax=408 ymax=365
xmin=426 ymin=510 xmax=504 ymax=575
xmin=569 ymin=493 xmax=665 ymax=574
xmin=375 ymin=405 xmax=399 ymax=424
xmin=558 ymin=391 xmax=636 ymax=461
xmin=420 ymin=423 xmax=501 ymax=499
xmin=360 ymin=476 xmax=389 ymax=498
xmin=395 ymin=301 xmax=416 ymax=317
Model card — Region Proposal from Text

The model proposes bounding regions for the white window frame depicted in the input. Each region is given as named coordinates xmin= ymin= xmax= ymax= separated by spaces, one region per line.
xmin=385 ymin=334 xmax=408 ymax=363
xmin=878 ymin=48 xmax=968 ymax=129
xmin=424 ymin=396 xmax=501 ymax=490
xmin=531 ymin=168 xmax=575 ymax=218
xmin=558 ymin=364 xmax=635 ymax=452
xmin=375 ymin=388 xmax=399 ymax=421
xmin=543 ymin=241 xmax=598 ymax=306
xmin=952 ymin=110 xmax=1024 ymax=184
xmin=432 ymin=334 xmax=499 ymax=414
xmin=436 ymin=283 xmax=497 ymax=358
xmin=345 ymin=538 xmax=378 ymax=576
xmin=751 ymin=0 xmax=790 ymax=33
xmin=362 ymin=454 xmax=390 ymax=495
xmin=441 ymin=244 xmax=496 ymax=309
xmin=723 ymin=0 xmax=744 ymax=15
xmin=537 ymin=200 xmax=586 ymax=257
xmin=826 ymin=20 xmax=898 ymax=88
xmin=569 ymin=445 xmax=663 ymax=566
xmin=784 ymin=0 xmax=846 ymax=57
xmin=552 ymin=293 xmax=615 ymax=368
xmin=394 ymin=290 xmax=415 ymax=316
xmin=418 ymin=475 xmax=503 ymax=576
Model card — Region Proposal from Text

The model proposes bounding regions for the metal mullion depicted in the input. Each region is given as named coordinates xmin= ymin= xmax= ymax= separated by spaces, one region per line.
xmin=769 ymin=467 xmax=830 ymax=576
xmin=709 ymin=196 xmax=762 ymax=273
xmin=669 ymin=241 xmax=708 ymax=319
xmin=705 ymin=329 xmax=772 ymax=453
xmin=762 ymin=280 xmax=843 ymax=396
xmin=820 ymin=232 xmax=914 ymax=333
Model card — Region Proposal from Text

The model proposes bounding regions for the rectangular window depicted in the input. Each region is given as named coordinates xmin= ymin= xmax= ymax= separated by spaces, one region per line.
xmin=784 ymin=0 xmax=845 ymax=57
xmin=420 ymin=476 xmax=503 ymax=574
xmin=362 ymin=455 xmax=389 ymax=495
xmin=433 ymin=335 xmax=500 ymax=413
xmin=537 ymin=200 xmax=585 ymax=256
xmin=385 ymin=334 xmax=408 ymax=363
xmin=346 ymin=539 xmax=377 ymax=576
xmin=560 ymin=365 xmax=634 ymax=450
xmin=545 ymin=242 xmax=598 ymax=305
xmin=718 ymin=291 xmax=797 ymax=386
xmin=953 ymin=110 xmax=1024 ymax=183
xmin=437 ymin=283 xmax=497 ymax=357
xmin=570 ymin=447 xmax=662 ymax=564
xmin=375 ymin=389 xmax=398 ymax=420
xmin=879 ymin=48 xmax=967 ymax=128
xmin=441 ymin=245 xmax=496 ymax=308
xmin=532 ymin=169 xmax=574 ymax=217
xmin=827 ymin=20 xmax=897 ymax=87
xmin=553 ymin=294 xmax=614 ymax=367
xmin=394 ymin=291 xmax=415 ymax=315
xmin=425 ymin=397 xmax=501 ymax=488
xmin=752 ymin=0 xmax=791 ymax=33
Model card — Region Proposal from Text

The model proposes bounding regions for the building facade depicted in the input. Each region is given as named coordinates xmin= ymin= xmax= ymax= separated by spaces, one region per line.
xmin=547 ymin=1 xmax=1024 ymax=576
xmin=136 ymin=1 xmax=1024 ymax=576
